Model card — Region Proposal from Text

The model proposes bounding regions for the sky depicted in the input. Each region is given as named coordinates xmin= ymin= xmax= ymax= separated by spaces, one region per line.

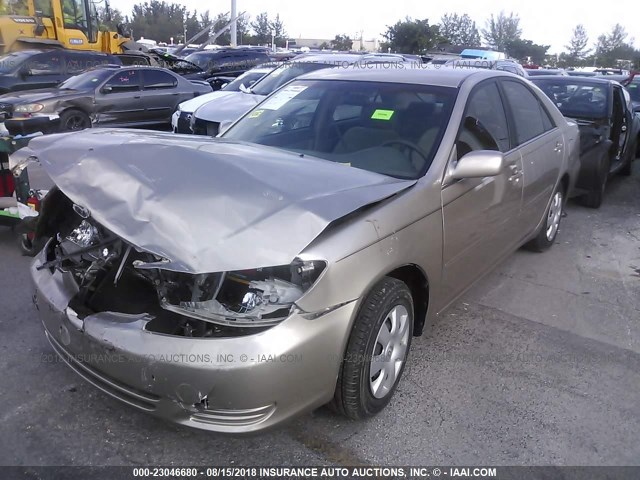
xmin=110 ymin=0 xmax=639 ymax=54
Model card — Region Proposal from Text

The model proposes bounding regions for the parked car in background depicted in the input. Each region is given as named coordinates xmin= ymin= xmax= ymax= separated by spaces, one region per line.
xmin=0 ymin=49 xmax=121 ymax=95
xmin=190 ymin=54 xmax=411 ymax=136
xmin=25 ymin=67 xmax=579 ymax=433
xmin=182 ymin=48 xmax=270 ymax=80
xmin=622 ymin=76 xmax=640 ymax=113
xmin=525 ymin=69 xmax=568 ymax=77
xmin=1 ymin=66 xmax=211 ymax=134
xmin=443 ymin=58 xmax=528 ymax=77
xmin=532 ymin=76 xmax=639 ymax=208
xmin=172 ymin=65 xmax=275 ymax=133
xmin=566 ymin=70 xmax=598 ymax=77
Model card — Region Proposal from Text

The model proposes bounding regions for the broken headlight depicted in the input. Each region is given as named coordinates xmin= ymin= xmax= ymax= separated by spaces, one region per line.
xmin=153 ymin=259 xmax=327 ymax=328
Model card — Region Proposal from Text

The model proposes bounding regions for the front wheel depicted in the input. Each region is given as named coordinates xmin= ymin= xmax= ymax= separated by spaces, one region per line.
xmin=330 ymin=277 xmax=413 ymax=419
xmin=59 ymin=109 xmax=91 ymax=132
xmin=526 ymin=186 xmax=564 ymax=252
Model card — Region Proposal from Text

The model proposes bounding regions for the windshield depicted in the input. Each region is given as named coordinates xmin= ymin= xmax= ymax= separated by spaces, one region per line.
xmin=59 ymin=69 xmax=113 ymax=90
xmin=533 ymin=79 xmax=609 ymax=119
xmin=0 ymin=52 xmax=32 ymax=73
xmin=223 ymin=79 xmax=457 ymax=179
xmin=250 ymin=62 xmax=335 ymax=96
xmin=223 ymin=70 xmax=270 ymax=91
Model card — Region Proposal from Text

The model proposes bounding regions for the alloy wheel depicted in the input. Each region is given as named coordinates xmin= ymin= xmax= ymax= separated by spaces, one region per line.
xmin=545 ymin=190 xmax=563 ymax=241
xmin=369 ymin=304 xmax=410 ymax=399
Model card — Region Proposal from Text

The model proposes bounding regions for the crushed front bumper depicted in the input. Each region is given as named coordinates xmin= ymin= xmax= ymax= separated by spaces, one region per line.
xmin=31 ymin=251 xmax=356 ymax=433
xmin=5 ymin=115 xmax=59 ymax=136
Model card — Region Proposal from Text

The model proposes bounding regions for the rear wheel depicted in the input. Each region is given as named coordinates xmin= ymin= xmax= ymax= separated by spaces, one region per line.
xmin=331 ymin=277 xmax=413 ymax=419
xmin=526 ymin=185 xmax=564 ymax=252
xmin=59 ymin=109 xmax=91 ymax=132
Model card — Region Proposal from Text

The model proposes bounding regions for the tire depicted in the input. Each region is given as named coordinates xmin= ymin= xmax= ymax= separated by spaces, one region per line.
xmin=580 ymin=157 xmax=609 ymax=209
xmin=59 ymin=109 xmax=91 ymax=132
xmin=17 ymin=233 xmax=45 ymax=257
xmin=330 ymin=277 xmax=413 ymax=420
xmin=526 ymin=185 xmax=564 ymax=252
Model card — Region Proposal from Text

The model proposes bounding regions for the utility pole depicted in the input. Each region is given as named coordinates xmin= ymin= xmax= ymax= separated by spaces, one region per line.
xmin=230 ymin=0 xmax=237 ymax=46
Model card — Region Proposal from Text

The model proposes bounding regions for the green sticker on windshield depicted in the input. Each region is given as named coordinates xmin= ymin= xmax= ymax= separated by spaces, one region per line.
xmin=371 ymin=109 xmax=394 ymax=120
xmin=248 ymin=109 xmax=264 ymax=118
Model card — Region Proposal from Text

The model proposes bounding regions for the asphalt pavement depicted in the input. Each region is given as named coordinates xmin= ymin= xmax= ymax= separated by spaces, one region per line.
xmin=1 ymin=161 xmax=639 ymax=466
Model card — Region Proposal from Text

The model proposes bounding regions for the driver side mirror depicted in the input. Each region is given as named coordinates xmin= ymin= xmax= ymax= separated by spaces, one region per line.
xmin=451 ymin=150 xmax=505 ymax=179
xmin=101 ymin=86 xmax=113 ymax=93
xmin=239 ymin=83 xmax=250 ymax=93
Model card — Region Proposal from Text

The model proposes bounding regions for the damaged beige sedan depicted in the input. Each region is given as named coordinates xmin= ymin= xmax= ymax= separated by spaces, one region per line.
xmin=25 ymin=67 xmax=580 ymax=432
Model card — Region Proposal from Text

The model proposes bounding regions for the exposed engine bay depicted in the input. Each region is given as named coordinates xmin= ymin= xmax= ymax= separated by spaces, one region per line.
xmin=37 ymin=187 xmax=325 ymax=338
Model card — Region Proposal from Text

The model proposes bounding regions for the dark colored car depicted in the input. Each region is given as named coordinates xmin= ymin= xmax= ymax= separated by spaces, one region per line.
xmin=525 ymin=69 xmax=568 ymax=77
xmin=1 ymin=66 xmax=212 ymax=134
xmin=532 ymin=76 xmax=639 ymax=208
xmin=0 ymin=49 xmax=122 ymax=96
xmin=623 ymin=77 xmax=640 ymax=114
xmin=183 ymin=48 xmax=270 ymax=79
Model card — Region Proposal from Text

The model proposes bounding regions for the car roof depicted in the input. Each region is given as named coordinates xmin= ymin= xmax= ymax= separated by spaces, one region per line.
xmin=296 ymin=65 xmax=508 ymax=88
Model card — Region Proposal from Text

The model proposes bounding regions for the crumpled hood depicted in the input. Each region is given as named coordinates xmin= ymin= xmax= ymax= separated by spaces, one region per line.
xmin=25 ymin=129 xmax=415 ymax=273
xmin=194 ymin=91 xmax=265 ymax=123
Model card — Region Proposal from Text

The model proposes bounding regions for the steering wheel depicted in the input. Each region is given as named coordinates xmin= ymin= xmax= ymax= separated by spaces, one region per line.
xmin=381 ymin=139 xmax=429 ymax=164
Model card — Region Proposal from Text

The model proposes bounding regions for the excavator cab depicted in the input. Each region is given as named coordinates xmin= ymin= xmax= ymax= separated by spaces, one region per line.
xmin=0 ymin=0 xmax=131 ymax=54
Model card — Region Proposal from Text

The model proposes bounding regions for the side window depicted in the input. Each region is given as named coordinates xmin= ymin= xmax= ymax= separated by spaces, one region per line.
xmin=142 ymin=70 xmax=178 ymax=90
xmin=104 ymin=70 xmax=140 ymax=92
xmin=456 ymin=81 xmax=510 ymax=158
xmin=28 ymin=52 xmax=63 ymax=75
xmin=66 ymin=53 xmax=110 ymax=74
xmin=502 ymin=80 xmax=555 ymax=145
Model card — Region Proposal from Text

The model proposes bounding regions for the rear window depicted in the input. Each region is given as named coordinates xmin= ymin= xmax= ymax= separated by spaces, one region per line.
xmin=142 ymin=69 xmax=178 ymax=89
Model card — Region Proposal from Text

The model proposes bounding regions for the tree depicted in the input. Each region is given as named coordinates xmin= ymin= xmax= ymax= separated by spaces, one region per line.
xmin=439 ymin=13 xmax=481 ymax=46
xmin=270 ymin=13 xmax=286 ymax=47
xmin=607 ymin=23 xmax=628 ymax=50
xmin=382 ymin=17 xmax=441 ymax=54
xmin=130 ymin=1 xmax=188 ymax=42
xmin=565 ymin=24 xmax=590 ymax=61
xmin=96 ymin=6 xmax=126 ymax=31
xmin=330 ymin=34 xmax=353 ymax=51
xmin=319 ymin=41 xmax=331 ymax=50
xmin=482 ymin=11 xmax=521 ymax=52
xmin=505 ymin=38 xmax=549 ymax=64
xmin=236 ymin=13 xmax=253 ymax=44
xmin=212 ymin=12 xmax=231 ymax=45
xmin=251 ymin=12 xmax=271 ymax=45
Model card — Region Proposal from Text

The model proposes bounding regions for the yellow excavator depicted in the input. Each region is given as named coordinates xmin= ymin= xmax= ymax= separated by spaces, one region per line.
xmin=0 ymin=0 xmax=137 ymax=54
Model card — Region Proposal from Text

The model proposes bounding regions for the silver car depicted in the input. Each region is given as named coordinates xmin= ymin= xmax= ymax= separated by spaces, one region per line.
xmin=24 ymin=67 xmax=579 ymax=433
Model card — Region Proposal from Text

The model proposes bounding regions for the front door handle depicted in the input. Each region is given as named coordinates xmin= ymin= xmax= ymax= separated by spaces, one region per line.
xmin=507 ymin=163 xmax=521 ymax=182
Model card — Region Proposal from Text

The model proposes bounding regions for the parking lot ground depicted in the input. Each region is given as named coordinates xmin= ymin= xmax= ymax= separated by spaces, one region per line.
xmin=1 ymin=163 xmax=639 ymax=466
